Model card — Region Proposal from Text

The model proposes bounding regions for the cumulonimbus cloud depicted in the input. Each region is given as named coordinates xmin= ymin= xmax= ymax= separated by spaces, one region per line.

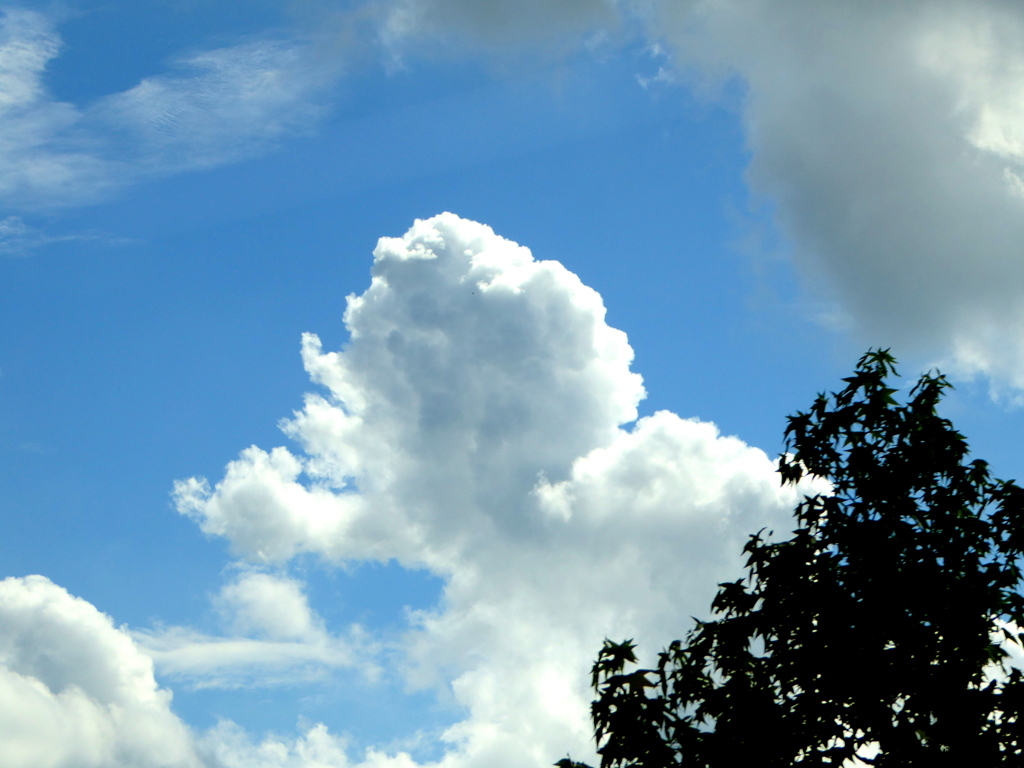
xmin=173 ymin=213 xmax=814 ymax=767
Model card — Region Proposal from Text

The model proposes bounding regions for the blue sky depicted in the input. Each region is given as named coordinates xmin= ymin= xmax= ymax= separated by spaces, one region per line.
xmin=3 ymin=2 xmax=1024 ymax=766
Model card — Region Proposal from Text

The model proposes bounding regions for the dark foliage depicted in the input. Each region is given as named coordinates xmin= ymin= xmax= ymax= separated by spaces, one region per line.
xmin=559 ymin=350 xmax=1024 ymax=767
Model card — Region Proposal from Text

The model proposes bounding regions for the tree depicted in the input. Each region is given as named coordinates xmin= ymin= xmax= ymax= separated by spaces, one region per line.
xmin=561 ymin=350 xmax=1024 ymax=767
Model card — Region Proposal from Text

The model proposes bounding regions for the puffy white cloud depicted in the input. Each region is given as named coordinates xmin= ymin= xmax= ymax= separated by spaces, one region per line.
xmin=196 ymin=721 xmax=357 ymax=768
xmin=177 ymin=213 xmax=648 ymax=570
xmin=0 ymin=574 xmax=202 ymax=768
xmin=216 ymin=572 xmax=324 ymax=642
xmin=0 ymin=574 xmax=401 ymax=767
xmin=177 ymin=214 xmax=813 ymax=767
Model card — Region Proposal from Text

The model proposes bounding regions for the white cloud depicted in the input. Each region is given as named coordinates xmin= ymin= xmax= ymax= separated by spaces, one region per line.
xmin=0 ymin=8 xmax=114 ymax=207
xmin=641 ymin=0 xmax=1024 ymax=390
xmin=0 ymin=214 xmax=126 ymax=255
xmin=176 ymin=214 xmax=814 ymax=767
xmin=0 ymin=8 xmax=340 ymax=208
xmin=216 ymin=572 xmax=324 ymax=642
xmin=92 ymin=39 xmax=335 ymax=175
xmin=197 ymin=721 xmax=358 ymax=768
xmin=136 ymin=572 xmax=371 ymax=690
xmin=136 ymin=628 xmax=363 ymax=692
xmin=0 ymin=573 xmax=405 ymax=767
xmin=177 ymin=213 xmax=649 ymax=570
xmin=0 ymin=575 xmax=202 ymax=768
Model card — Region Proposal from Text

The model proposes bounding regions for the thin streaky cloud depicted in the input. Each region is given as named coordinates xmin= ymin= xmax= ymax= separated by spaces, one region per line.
xmin=0 ymin=7 xmax=345 ymax=209
xmin=0 ymin=215 xmax=135 ymax=256
xmin=134 ymin=572 xmax=378 ymax=691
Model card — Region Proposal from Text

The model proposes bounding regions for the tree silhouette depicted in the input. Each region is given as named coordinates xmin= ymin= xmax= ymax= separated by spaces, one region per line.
xmin=561 ymin=350 xmax=1024 ymax=767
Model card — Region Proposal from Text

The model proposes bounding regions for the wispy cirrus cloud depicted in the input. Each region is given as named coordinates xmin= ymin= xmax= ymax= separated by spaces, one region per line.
xmin=0 ymin=8 xmax=114 ymax=207
xmin=91 ymin=38 xmax=335 ymax=175
xmin=0 ymin=7 xmax=342 ymax=209
xmin=0 ymin=214 xmax=131 ymax=255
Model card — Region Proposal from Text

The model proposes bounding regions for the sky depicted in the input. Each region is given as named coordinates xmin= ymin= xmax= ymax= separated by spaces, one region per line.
xmin=3 ymin=1 xmax=1024 ymax=766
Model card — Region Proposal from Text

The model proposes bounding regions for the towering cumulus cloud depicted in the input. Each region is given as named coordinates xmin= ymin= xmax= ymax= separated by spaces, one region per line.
xmin=173 ymin=214 xmax=810 ymax=767
xmin=176 ymin=213 xmax=647 ymax=567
